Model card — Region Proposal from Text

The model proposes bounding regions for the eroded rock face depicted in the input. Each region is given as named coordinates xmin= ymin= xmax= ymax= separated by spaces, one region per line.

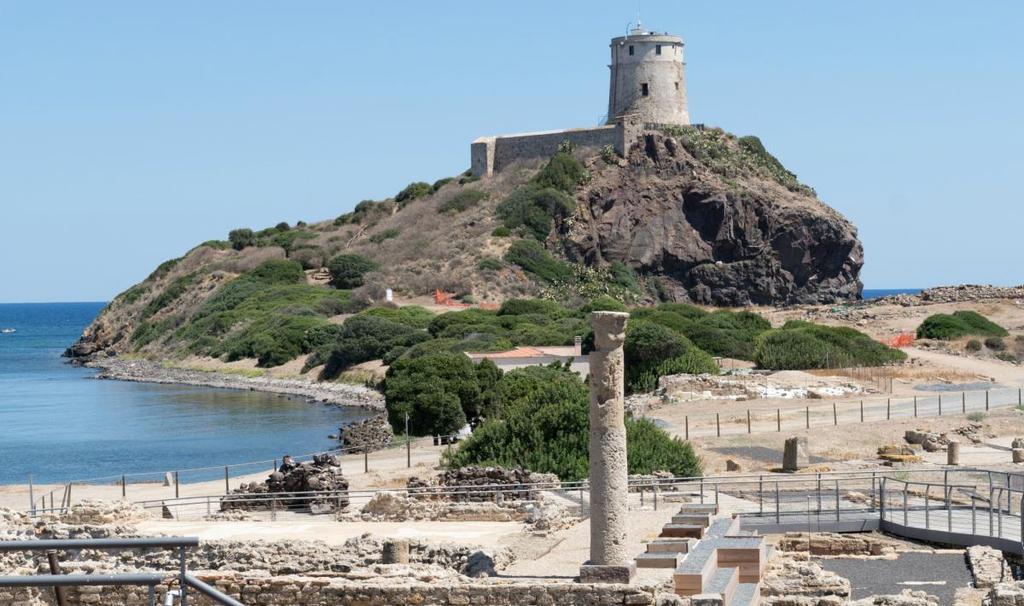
xmin=565 ymin=133 xmax=863 ymax=305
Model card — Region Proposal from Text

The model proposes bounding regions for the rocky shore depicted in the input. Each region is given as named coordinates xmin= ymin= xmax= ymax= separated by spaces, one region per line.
xmin=86 ymin=357 xmax=385 ymax=411
xmin=874 ymin=284 xmax=1024 ymax=307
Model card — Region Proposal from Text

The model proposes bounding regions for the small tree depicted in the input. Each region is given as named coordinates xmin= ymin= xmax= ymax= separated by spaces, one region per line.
xmin=326 ymin=253 xmax=379 ymax=289
xmin=384 ymin=352 xmax=481 ymax=436
xmin=228 ymin=228 xmax=256 ymax=251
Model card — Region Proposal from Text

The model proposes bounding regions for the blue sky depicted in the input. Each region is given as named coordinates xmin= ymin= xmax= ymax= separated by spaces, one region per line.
xmin=1 ymin=1 xmax=1021 ymax=303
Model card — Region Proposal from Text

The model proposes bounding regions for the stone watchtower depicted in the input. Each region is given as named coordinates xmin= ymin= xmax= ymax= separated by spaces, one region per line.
xmin=607 ymin=24 xmax=690 ymax=126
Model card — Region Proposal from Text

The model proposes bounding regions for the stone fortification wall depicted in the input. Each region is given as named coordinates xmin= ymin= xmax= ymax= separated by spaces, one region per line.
xmin=471 ymin=121 xmax=641 ymax=176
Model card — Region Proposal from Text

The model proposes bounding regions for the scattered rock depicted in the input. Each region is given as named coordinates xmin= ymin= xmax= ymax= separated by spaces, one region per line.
xmin=340 ymin=414 xmax=393 ymax=450
xmin=725 ymin=459 xmax=741 ymax=472
xmin=223 ymin=453 xmax=349 ymax=513
xmin=783 ymin=436 xmax=809 ymax=471
xmin=761 ymin=554 xmax=851 ymax=605
xmin=848 ymin=590 xmax=939 ymax=605
xmin=967 ymin=545 xmax=1012 ymax=590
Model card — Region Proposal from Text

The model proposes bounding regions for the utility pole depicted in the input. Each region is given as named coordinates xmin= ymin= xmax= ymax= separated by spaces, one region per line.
xmin=405 ymin=413 xmax=411 ymax=468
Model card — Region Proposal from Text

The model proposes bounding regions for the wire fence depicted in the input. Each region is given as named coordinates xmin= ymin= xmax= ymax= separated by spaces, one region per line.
xmin=676 ymin=386 xmax=1023 ymax=439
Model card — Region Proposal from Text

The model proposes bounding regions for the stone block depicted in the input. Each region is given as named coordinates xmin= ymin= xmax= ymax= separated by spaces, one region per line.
xmin=947 ymin=441 xmax=960 ymax=466
xmin=579 ymin=563 xmax=636 ymax=584
xmin=783 ymin=436 xmax=809 ymax=471
xmin=1013 ymin=449 xmax=1024 ymax=464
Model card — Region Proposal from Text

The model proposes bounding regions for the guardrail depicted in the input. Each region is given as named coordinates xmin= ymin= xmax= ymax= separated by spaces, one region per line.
xmin=0 ymin=536 xmax=243 ymax=605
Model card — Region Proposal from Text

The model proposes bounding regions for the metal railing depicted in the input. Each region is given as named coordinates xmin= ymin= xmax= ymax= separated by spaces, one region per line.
xmin=0 ymin=537 xmax=242 ymax=606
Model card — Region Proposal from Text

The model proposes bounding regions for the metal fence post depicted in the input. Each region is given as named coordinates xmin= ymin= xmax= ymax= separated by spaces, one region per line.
xmin=759 ymin=476 xmax=764 ymax=515
xmin=962 ymin=391 xmax=966 ymax=414
xmin=860 ymin=400 xmax=864 ymax=423
xmin=747 ymin=410 xmax=751 ymax=434
xmin=174 ymin=472 xmax=179 ymax=499
xmin=805 ymin=406 xmax=810 ymax=429
xmin=28 ymin=474 xmax=34 ymax=515
xmin=224 ymin=466 xmax=229 ymax=494
xmin=777 ymin=409 xmax=781 ymax=432
xmin=121 ymin=475 xmax=126 ymax=499
xmin=45 ymin=549 xmax=68 ymax=606
xmin=364 ymin=448 xmax=369 ymax=474
xmin=775 ymin=482 xmax=780 ymax=524
xmin=179 ymin=545 xmax=188 ymax=606
xmin=685 ymin=416 xmax=689 ymax=440
xmin=947 ymin=486 xmax=952 ymax=532
xmin=972 ymin=496 xmax=977 ymax=535
xmin=913 ymin=396 xmax=917 ymax=417
xmin=716 ymin=413 xmax=721 ymax=437
xmin=879 ymin=478 xmax=886 ymax=522
xmin=924 ymin=485 xmax=930 ymax=529
xmin=986 ymin=390 xmax=990 ymax=411
xmin=835 ymin=480 xmax=840 ymax=522
xmin=832 ymin=402 xmax=837 ymax=426
xmin=700 ymin=480 xmax=704 ymax=504
xmin=938 ymin=395 xmax=942 ymax=416
xmin=903 ymin=487 xmax=908 ymax=526
xmin=886 ymin=399 xmax=891 ymax=420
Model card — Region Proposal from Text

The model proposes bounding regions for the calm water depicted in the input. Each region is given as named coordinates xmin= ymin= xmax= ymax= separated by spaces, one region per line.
xmin=0 ymin=302 xmax=366 ymax=484
xmin=862 ymin=288 xmax=922 ymax=300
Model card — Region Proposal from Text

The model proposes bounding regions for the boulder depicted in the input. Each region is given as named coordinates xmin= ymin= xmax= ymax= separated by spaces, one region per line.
xmin=462 ymin=550 xmax=497 ymax=578
xmin=967 ymin=545 xmax=1011 ymax=589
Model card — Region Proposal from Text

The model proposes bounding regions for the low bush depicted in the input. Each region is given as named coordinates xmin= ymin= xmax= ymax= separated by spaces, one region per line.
xmin=327 ymin=253 xmax=379 ymax=289
xmin=966 ymin=339 xmax=982 ymax=352
xmin=491 ymin=226 xmax=512 ymax=237
xmin=439 ymin=189 xmax=488 ymax=214
xmin=395 ymin=181 xmax=433 ymax=206
xmin=532 ymin=152 xmax=588 ymax=193
xmin=624 ymin=320 xmax=718 ymax=392
xmin=754 ymin=321 xmax=907 ymax=370
xmin=320 ymin=315 xmax=428 ymax=377
xmin=496 ymin=185 xmax=575 ymax=240
xmin=228 ymin=228 xmax=256 ymax=251
xmin=498 ymin=298 xmax=566 ymax=317
xmin=504 ymin=240 xmax=573 ymax=283
xmin=580 ymin=295 xmax=628 ymax=313
xmin=443 ymin=365 xmax=701 ymax=481
xmin=476 ymin=257 xmax=504 ymax=272
xmin=916 ymin=311 xmax=1008 ymax=340
xmin=357 ymin=305 xmax=434 ymax=329
xmin=369 ymin=228 xmax=400 ymax=244
xmin=985 ymin=337 xmax=1006 ymax=351
xmin=141 ymin=273 xmax=198 ymax=319
xmin=432 ymin=177 xmax=454 ymax=192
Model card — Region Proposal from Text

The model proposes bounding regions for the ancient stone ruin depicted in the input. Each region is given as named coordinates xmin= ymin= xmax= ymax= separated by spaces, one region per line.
xmin=782 ymin=436 xmax=809 ymax=471
xmin=580 ymin=311 xmax=634 ymax=584
xmin=407 ymin=466 xmax=559 ymax=502
xmin=222 ymin=453 xmax=349 ymax=513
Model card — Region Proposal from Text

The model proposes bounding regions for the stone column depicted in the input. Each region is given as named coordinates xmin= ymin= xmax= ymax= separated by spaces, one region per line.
xmin=947 ymin=441 xmax=961 ymax=466
xmin=382 ymin=539 xmax=410 ymax=564
xmin=580 ymin=311 xmax=634 ymax=584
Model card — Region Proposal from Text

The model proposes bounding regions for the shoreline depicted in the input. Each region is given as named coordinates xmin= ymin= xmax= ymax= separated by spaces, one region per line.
xmin=83 ymin=356 xmax=385 ymax=412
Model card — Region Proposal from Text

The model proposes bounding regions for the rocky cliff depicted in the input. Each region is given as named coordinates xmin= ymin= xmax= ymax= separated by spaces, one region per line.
xmin=564 ymin=130 xmax=862 ymax=306
xmin=67 ymin=126 xmax=862 ymax=364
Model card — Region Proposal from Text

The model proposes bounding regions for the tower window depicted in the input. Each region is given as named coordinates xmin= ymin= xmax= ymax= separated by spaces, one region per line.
xmin=628 ymin=45 xmax=634 ymax=56
xmin=641 ymin=83 xmax=649 ymax=96
xmin=675 ymin=82 xmax=679 ymax=90
xmin=656 ymin=45 xmax=662 ymax=55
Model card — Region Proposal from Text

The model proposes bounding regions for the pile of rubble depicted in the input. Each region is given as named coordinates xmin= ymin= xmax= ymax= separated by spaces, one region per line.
xmin=760 ymin=553 xmax=851 ymax=605
xmin=657 ymin=370 xmax=867 ymax=403
xmin=407 ymin=466 xmax=559 ymax=502
xmin=848 ymin=591 xmax=939 ymax=606
xmin=967 ymin=545 xmax=1012 ymax=590
xmin=222 ymin=453 xmax=349 ymax=513
xmin=903 ymin=423 xmax=987 ymax=453
xmin=340 ymin=414 xmax=393 ymax=450
xmin=776 ymin=532 xmax=899 ymax=557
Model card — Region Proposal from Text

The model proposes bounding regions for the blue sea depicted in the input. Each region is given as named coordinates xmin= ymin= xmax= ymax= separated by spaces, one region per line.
xmin=863 ymin=288 xmax=922 ymax=300
xmin=0 ymin=302 xmax=366 ymax=484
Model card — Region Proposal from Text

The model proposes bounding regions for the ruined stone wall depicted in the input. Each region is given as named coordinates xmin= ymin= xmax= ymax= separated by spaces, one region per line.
xmin=21 ymin=575 xmax=656 ymax=606
xmin=471 ymin=124 xmax=623 ymax=176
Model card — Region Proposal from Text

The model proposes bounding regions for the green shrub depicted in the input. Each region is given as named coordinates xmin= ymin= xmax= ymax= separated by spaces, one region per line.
xmin=996 ymin=352 xmax=1019 ymax=363
xmin=476 ymin=257 xmax=504 ymax=272
xmin=916 ymin=311 xmax=1008 ymax=340
xmin=632 ymin=306 xmax=770 ymax=360
xmin=271 ymin=229 xmax=315 ymax=252
xmin=117 ymin=284 xmax=148 ymax=305
xmin=580 ymin=295 xmax=628 ymax=313
xmin=357 ymin=305 xmax=434 ymax=329
xmin=395 ymin=181 xmax=433 ymax=206
xmin=496 ymin=185 xmax=575 ymax=240
xmin=274 ymin=222 xmax=290 ymax=231
xmin=439 ymin=189 xmax=488 ymax=214
xmin=146 ymin=257 xmax=182 ymax=281
xmin=384 ymin=352 xmax=482 ymax=435
xmin=498 ymin=298 xmax=566 ymax=318
xmin=533 ymin=152 xmax=588 ymax=193
xmin=369 ymin=228 xmax=400 ymax=244
xmin=321 ymin=315 xmax=428 ymax=377
xmin=504 ymin=240 xmax=573 ymax=283
xmin=197 ymin=239 xmax=230 ymax=250
xmin=444 ymin=365 xmax=701 ymax=481
xmin=609 ymin=262 xmax=640 ymax=293
xmin=624 ymin=320 xmax=718 ymax=392
xmin=228 ymin=228 xmax=256 ymax=251
xmin=141 ymin=273 xmax=197 ymax=319
xmin=458 ymin=174 xmax=480 ymax=185
xmin=985 ymin=337 xmax=1006 ymax=351
xmin=327 ymin=253 xmax=379 ymax=289
xmin=491 ymin=226 xmax=512 ymax=237
xmin=967 ymin=412 xmax=987 ymax=422
xmin=754 ymin=321 xmax=907 ymax=370
xmin=601 ymin=144 xmax=617 ymax=164
xmin=432 ymin=177 xmax=454 ymax=192
xmin=966 ymin=339 xmax=982 ymax=352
